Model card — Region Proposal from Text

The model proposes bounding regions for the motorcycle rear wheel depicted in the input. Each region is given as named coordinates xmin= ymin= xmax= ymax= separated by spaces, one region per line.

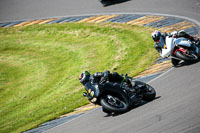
xmin=142 ymin=84 xmax=156 ymax=101
xmin=100 ymin=95 xmax=128 ymax=113
xmin=175 ymin=51 xmax=198 ymax=62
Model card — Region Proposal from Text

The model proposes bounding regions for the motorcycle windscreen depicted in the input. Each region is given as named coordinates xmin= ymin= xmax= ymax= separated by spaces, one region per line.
xmin=84 ymin=82 xmax=101 ymax=98
xmin=84 ymin=82 xmax=91 ymax=91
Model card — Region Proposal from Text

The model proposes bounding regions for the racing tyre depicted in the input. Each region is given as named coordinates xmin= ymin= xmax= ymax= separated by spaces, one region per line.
xmin=175 ymin=51 xmax=198 ymax=62
xmin=100 ymin=95 xmax=128 ymax=113
xmin=133 ymin=81 xmax=155 ymax=101
xmin=142 ymin=84 xmax=156 ymax=101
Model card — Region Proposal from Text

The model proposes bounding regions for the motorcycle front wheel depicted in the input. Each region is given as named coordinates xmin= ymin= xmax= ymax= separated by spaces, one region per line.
xmin=100 ymin=94 xmax=128 ymax=113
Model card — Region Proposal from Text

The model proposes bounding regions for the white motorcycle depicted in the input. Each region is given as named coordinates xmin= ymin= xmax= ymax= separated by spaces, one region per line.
xmin=161 ymin=37 xmax=200 ymax=66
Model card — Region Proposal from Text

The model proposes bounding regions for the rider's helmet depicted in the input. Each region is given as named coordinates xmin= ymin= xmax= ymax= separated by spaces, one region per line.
xmin=152 ymin=30 xmax=161 ymax=43
xmin=79 ymin=71 xmax=90 ymax=85
xmin=152 ymin=30 xmax=165 ymax=48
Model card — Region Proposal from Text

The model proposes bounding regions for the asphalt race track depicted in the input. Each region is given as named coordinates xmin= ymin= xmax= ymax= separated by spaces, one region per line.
xmin=1 ymin=0 xmax=200 ymax=133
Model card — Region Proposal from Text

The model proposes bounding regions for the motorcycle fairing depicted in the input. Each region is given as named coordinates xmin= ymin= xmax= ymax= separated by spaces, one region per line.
xmin=174 ymin=37 xmax=191 ymax=47
xmin=102 ymin=82 xmax=130 ymax=107
xmin=174 ymin=37 xmax=199 ymax=54
xmin=85 ymin=82 xmax=101 ymax=98
xmin=161 ymin=37 xmax=175 ymax=58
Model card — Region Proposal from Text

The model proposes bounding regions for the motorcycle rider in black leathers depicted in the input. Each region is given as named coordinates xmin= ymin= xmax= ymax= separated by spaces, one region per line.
xmin=79 ymin=70 xmax=124 ymax=86
xmin=152 ymin=30 xmax=200 ymax=56
xmin=79 ymin=70 xmax=136 ymax=103
xmin=79 ymin=70 xmax=134 ymax=93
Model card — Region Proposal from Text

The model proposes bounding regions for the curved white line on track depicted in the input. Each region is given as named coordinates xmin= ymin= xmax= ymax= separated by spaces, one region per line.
xmin=147 ymin=67 xmax=174 ymax=84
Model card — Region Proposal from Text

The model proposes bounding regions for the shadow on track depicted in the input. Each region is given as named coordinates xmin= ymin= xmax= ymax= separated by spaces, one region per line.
xmin=99 ymin=0 xmax=131 ymax=7
xmin=174 ymin=60 xmax=200 ymax=68
xmin=104 ymin=96 xmax=161 ymax=117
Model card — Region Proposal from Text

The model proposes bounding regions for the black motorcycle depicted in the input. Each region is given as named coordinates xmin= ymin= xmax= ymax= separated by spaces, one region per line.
xmin=83 ymin=74 xmax=156 ymax=114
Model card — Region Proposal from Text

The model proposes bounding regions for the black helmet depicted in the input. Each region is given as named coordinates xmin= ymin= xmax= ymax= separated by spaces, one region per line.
xmin=152 ymin=30 xmax=161 ymax=42
xmin=79 ymin=71 xmax=90 ymax=85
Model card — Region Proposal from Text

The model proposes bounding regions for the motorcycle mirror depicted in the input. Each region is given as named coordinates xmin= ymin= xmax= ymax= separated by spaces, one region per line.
xmin=125 ymin=73 xmax=128 ymax=77
xmin=83 ymin=92 xmax=87 ymax=97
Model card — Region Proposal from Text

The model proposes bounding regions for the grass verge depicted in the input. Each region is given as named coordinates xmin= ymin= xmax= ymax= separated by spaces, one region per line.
xmin=0 ymin=22 xmax=159 ymax=133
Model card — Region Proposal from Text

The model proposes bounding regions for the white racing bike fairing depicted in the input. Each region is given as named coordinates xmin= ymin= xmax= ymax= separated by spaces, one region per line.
xmin=161 ymin=37 xmax=197 ymax=58
xmin=160 ymin=36 xmax=175 ymax=58
xmin=174 ymin=37 xmax=191 ymax=47
xmin=174 ymin=37 xmax=199 ymax=54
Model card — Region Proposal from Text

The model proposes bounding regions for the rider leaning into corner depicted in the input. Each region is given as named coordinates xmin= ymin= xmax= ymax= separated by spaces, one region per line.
xmin=79 ymin=70 xmax=135 ymax=99
xmin=79 ymin=71 xmax=121 ymax=100
xmin=152 ymin=30 xmax=200 ymax=58
xmin=79 ymin=71 xmax=124 ymax=85
xmin=79 ymin=70 xmax=124 ymax=87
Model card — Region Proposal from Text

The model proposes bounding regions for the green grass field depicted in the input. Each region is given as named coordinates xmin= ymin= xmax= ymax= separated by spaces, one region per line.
xmin=0 ymin=22 xmax=159 ymax=133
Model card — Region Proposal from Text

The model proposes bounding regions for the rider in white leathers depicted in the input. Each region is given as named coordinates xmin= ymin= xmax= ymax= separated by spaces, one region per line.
xmin=152 ymin=30 xmax=200 ymax=58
